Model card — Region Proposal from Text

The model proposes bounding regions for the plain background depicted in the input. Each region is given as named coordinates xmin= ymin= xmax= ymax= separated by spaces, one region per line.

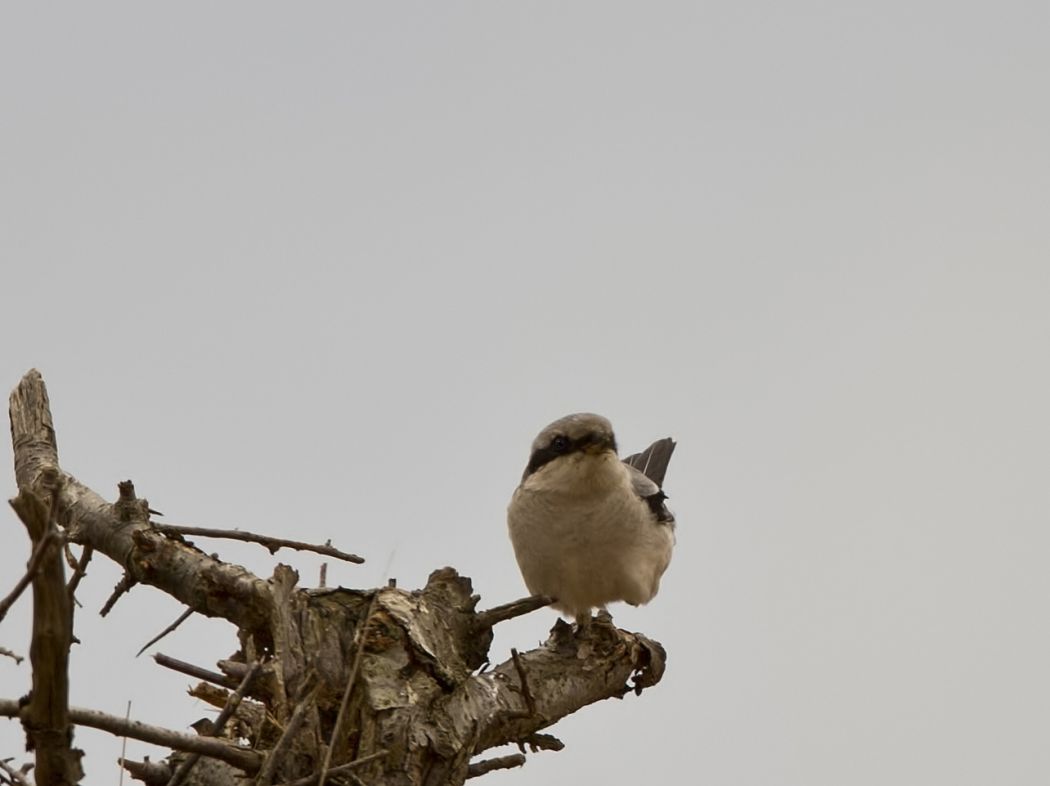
xmin=2 ymin=3 xmax=1048 ymax=784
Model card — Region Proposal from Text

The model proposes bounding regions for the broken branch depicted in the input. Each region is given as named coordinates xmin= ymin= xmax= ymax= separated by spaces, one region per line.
xmin=465 ymin=753 xmax=526 ymax=779
xmin=474 ymin=595 xmax=552 ymax=629
xmin=153 ymin=653 xmax=238 ymax=690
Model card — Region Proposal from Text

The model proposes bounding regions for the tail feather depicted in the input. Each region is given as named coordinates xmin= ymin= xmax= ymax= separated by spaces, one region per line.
xmin=622 ymin=437 xmax=676 ymax=487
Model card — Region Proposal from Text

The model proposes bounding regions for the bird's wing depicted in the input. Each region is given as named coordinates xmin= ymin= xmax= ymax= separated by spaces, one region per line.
xmin=622 ymin=437 xmax=676 ymax=487
xmin=625 ymin=464 xmax=676 ymax=525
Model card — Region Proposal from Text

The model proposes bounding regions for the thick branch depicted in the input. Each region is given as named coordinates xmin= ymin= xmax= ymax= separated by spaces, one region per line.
xmin=448 ymin=620 xmax=667 ymax=756
xmin=0 ymin=700 xmax=262 ymax=773
xmin=9 ymin=370 xmax=273 ymax=629
xmin=10 ymin=487 xmax=81 ymax=786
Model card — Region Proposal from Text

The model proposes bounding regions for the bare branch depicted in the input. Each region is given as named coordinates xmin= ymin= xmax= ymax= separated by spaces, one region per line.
xmin=0 ymin=646 xmax=25 ymax=664
xmin=474 ymin=595 xmax=552 ymax=629
xmin=165 ymin=662 xmax=260 ymax=786
xmin=0 ymin=699 xmax=263 ymax=772
xmin=99 ymin=572 xmax=137 ymax=617
xmin=9 ymin=370 xmax=274 ymax=630
xmin=465 ymin=753 xmax=526 ymax=779
xmin=136 ymin=608 xmax=195 ymax=657
xmin=153 ymin=653 xmax=238 ymax=690
xmin=65 ymin=544 xmax=93 ymax=600
xmin=151 ymin=523 xmax=364 ymax=565
xmin=450 ymin=619 xmax=667 ymax=757
xmin=10 ymin=485 xmax=82 ymax=786
xmin=0 ymin=525 xmax=60 ymax=624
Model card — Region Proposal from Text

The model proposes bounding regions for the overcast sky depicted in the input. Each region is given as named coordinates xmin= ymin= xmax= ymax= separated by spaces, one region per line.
xmin=2 ymin=3 xmax=1048 ymax=785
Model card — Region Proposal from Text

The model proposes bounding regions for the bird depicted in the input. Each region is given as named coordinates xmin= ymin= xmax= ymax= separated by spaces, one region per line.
xmin=507 ymin=413 xmax=676 ymax=627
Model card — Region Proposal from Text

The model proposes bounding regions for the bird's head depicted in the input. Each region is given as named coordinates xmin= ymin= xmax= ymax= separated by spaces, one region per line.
xmin=522 ymin=413 xmax=618 ymax=481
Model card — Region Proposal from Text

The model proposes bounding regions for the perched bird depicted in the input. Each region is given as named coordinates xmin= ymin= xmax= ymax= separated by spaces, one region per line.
xmin=507 ymin=413 xmax=676 ymax=627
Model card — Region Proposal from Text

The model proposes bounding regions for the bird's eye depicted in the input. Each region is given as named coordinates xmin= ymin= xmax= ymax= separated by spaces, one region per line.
xmin=551 ymin=435 xmax=570 ymax=453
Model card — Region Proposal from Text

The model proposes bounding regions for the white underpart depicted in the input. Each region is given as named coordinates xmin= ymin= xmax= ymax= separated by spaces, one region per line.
xmin=507 ymin=450 xmax=675 ymax=620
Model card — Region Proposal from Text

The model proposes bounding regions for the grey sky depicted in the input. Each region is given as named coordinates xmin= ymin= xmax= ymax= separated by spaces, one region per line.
xmin=2 ymin=2 xmax=1048 ymax=784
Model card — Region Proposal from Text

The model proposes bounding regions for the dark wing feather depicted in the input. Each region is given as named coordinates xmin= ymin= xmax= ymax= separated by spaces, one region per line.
xmin=622 ymin=437 xmax=676 ymax=487
xmin=623 ymin=437 xmax=677 ymax=525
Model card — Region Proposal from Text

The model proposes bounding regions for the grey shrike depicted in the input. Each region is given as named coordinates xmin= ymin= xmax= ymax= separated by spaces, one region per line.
xmin=507 ymin=413 xmax=676 ymax=626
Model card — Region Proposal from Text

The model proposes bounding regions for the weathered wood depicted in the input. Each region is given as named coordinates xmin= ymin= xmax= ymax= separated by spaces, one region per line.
xmin=9 ymin=370 xmax=274 ymax=631
xmin=10 ymin=486 xmax=82 ymax=786
xmin=6 ymin=369 xmax=668 ymax=786
xmin=0 ymin=699 xmax=263 ymax=772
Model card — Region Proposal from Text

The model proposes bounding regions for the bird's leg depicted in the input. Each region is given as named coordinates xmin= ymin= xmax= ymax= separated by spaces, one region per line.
xmin=574 ymin=610 xmax=592 ymax=633
xmin=595 ymin=606 xmax=613 ymax=625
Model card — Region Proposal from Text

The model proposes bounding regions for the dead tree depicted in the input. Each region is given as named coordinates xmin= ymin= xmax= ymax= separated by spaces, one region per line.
xmin=2 ymin=370 xmax=666 ymax=786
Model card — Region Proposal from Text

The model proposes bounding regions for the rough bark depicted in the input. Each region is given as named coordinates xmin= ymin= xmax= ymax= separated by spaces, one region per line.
xmin=9 ymin=487 xmax=83 ymax=786
xmin=4 ymin=369 xmax=667 ymax=786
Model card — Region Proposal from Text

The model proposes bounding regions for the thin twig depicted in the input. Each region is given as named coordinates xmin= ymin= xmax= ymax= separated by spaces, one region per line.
xmin=319 ymin=539 xmax=330 ymax=588
xmin=118 ymin=700 xmax=131 ymax=786
xmin=0 ymin=527 xmax=60 ymax=624
xmin=254 ymin=678 xmax=318 ymax=786
xmin=318 ymin=593 xmax=379 ymax=786
xmin=510 ymin=648 xmax=536 ymax=716
xmin=0 ymin=699 xmax=262 ymax=772
xmin=0 ymin=647 xmax=24 ymax=665
xmin=152 ymin=523 xmax=364 ymax=564
xmin=136 ymin=608 xmax=195 ymax=657
xmin=165 ymin=662 xmax=260 ymax=786
xmin=99 ymin=573 xmax=137 ymax=617
xmin=474 ymin=594 xmax=553 ymax=629
xmin=272 ymin=751 xmax=389 ymax=786
xmin=66 ymin=544 xmax=94 ymax=600
xmin=62 ymin=543 xmax=78 ymax=571
xmin=466 ymin=753 xmax=526 ymax=779
xmin=153 ymin=653 xmax=237 ymax=689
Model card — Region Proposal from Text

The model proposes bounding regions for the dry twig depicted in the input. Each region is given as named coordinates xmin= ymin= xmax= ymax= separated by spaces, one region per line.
xmin=475 ymin=594 xmax=552 ymax=628
xmin=65 ymin=544 xmax=93 ymax=600
xmin=0 ymin=647 xmax=24 ymax=665
xmin=100 ymin=573 xmax=137 ymax=617
xmin=136 ymin=608 xmax=195 ymax=657
xmin=0 ymin=526 xmax=60 ymax=624
xmin=151 ymin=523 xmax=364 ymax=564
xmin=153 ymin=653 xmax=237 ymax=689
xmin=465 ymin=753 xmax=526 ymax=779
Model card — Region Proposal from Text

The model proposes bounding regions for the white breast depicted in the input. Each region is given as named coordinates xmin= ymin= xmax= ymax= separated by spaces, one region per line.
xmin=507 ymin=451 xmax=674 ymax=618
